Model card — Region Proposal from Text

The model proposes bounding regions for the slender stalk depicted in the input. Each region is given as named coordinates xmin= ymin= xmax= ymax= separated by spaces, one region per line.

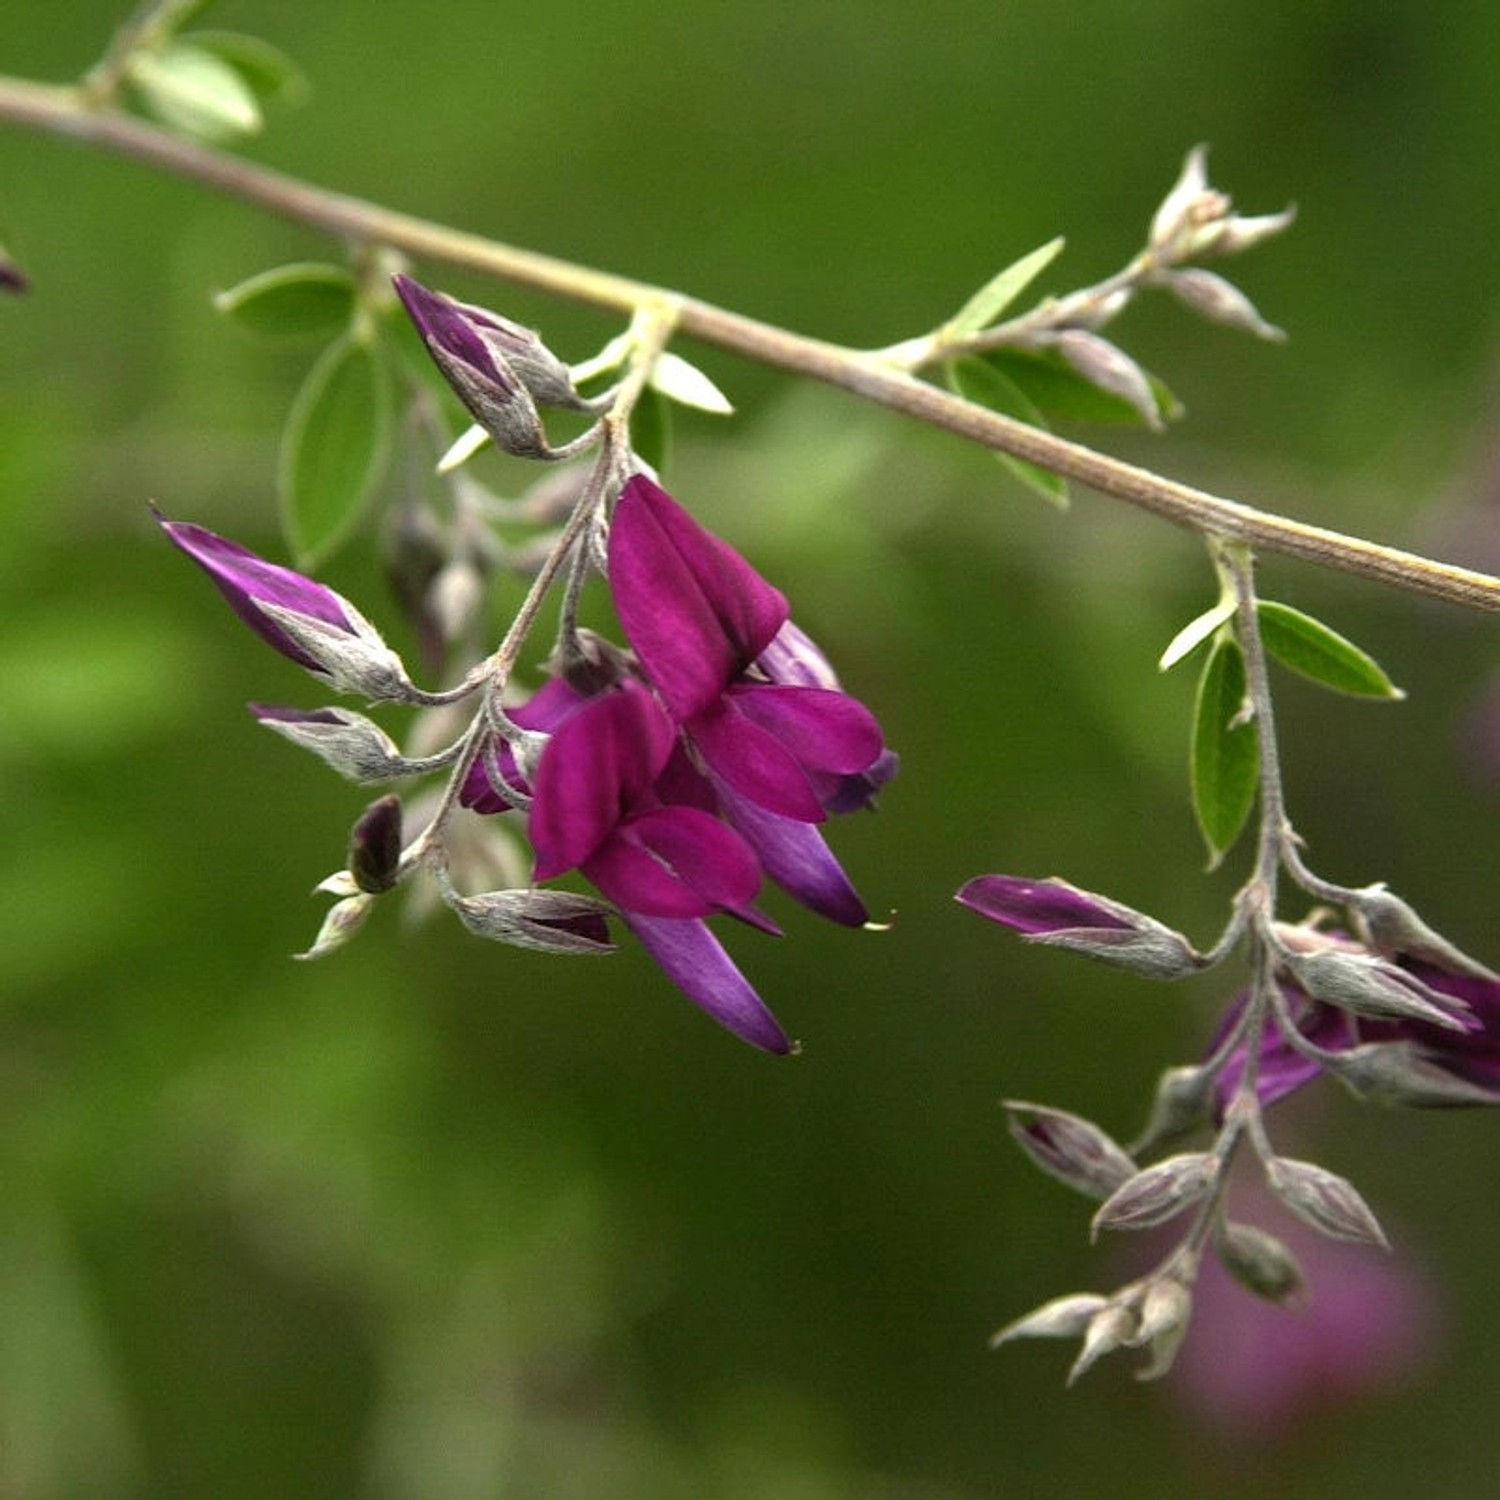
xmin=4 ymin=76 xmax=1500 ymax=612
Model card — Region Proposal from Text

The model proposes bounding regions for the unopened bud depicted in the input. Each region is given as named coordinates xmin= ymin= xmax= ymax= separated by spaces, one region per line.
xmin=1136 ymin=1064 xmax=1216 ymax=1148
xmin=1348 ymin=884 xmax=1499 ymax=981
xmin=450 ymin=888 xmax=615 ymax=955
xmin=1133 ymin=1277 xmax=1194 ymax=1381
xmin=1004 ymin=1101 xmax=1138 ymax=1200
xmin=1152 ymin=267 xmax=1285 ymax=340
xmin=1264 ymin=1154 xmax=1388 ymax=1248
xmin=1091 ymin=1153 xmax=1217 ymax=1239
xmin=1068 ymin=1304 xmax=1138 ymax=1385
xmin=256 ymin=598 xmax=415 ymax=702
xmin=295 ymin=893 xmax=374 ymax=959
xmin=1216 ymin=1220 xmax=1305 ymax=1303
xmin=250 ymin=704 xmax=409 ymax=782
xmin=1048 ymin=330 xmax=1162 ymax=430
xmin=1329 ymin=1041 xmax=1500 ymax=1110
xmin=348 ymin=795 xmax=403 ymax=894
xmin=1282 ymin=949 xmax=1471 ymax=1031
xmin=990 ymin=1292 xmax=1110 ymax=1348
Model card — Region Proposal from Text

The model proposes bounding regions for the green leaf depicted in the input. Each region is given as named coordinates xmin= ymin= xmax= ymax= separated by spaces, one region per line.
xmin=279 ymin=335 xmax=391 ymax=567
xmin=1191 ymin=633 xmax=1259 ymax=866
xmin=649 ymin=351 xmax=733 ymax=414
xmin=947 ymin=358 xmax=1068 ymax=507
xmin=182 ymin=30 xmax=310 ymax=109
xmin=1159 ymin=596 xmax=1236 ymax=671
xmin=213 ymin=262 xmax=356 ymax=339
xmin=127 ymin=41 xmax=263 ymax=142
xmin=630 ymin=384 xmax=671 ymax=475
xmin=984 ymin=347 xmax=1179 ymax=427
xmin=946 ymin=237 xmax=1066 ymax=339
xmin=1256 ymin=601 xmax=1405 ymax=699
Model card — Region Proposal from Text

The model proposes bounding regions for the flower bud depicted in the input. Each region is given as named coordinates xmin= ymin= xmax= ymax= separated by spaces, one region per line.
xmin=1264 ymin=1154 xmax=1388 ymax=1248
xmin=1281 ymin=949 xmax=1472 ymax=1031
xmin=295 ymin=893 xmax=374 ymax=959
xmin=990 ymin=1292 xmax=1110 ymax=1348
xmin=1347 ymin=884 xmax=1499 ymax=981
xmin=1090 ymin=1153 xmax=1217 ymax=1239
xmin=1328 ymin=1040 xmax=1500 ymax=1109
xmin=348 ymin=795 xmax=403 ymax=894
xmin=250 ymin=704 xmax=409 ymax=782
xmin=1216 ymin=1220 xmax=1305 ymax=1304
xmin=1068 ymin=1304 xmax=1139 ymax=1385
xmin=448 ymin=887 xmax=615 ymax=955
xmin=1151 ymin=267 xmax=1285 ymax=340
xmin=1049 ymin=330 xmax=1162 ymax=430
xmin=1004 ymin=1101 xmax=1138 ymax=1200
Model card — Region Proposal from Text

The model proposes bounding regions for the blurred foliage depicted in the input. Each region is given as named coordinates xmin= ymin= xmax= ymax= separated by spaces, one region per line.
xmin=4 ymin=1 xmax=1500 ymax=1496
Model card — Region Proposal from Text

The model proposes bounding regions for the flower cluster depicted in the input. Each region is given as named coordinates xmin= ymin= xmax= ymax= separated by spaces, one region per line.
xmin=159 ymin=469 xmax=892 ymax=1055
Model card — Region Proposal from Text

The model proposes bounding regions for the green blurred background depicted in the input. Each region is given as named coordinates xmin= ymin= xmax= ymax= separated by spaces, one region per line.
xmin=4 ymin=2 xmax=1500 ymax=1496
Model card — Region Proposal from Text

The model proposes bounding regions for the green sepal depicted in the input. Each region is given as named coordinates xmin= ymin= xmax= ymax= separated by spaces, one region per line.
xmin=213 ymin=262 xmax=356 ymax=339
xmin=946 ymin=357 xmax=1068 ymax=507
xmin=630 ymin=384 xmax=672 ymax=476
xmin=945 ymin=237 xmax=1066 ymax=340
xmin=983 ymin=347 xmax=1180 ymax=427
xmin=1191 ymin=632 xmax=1259 ymax=867
xmin=1256 ymin=600 xmax=1405 ymax=699
xmin=279 ymin=334 xmax=392 ymax=567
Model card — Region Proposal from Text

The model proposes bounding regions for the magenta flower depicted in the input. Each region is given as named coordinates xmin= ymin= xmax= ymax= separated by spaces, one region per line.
xmin=608 ymin=476 xmax=887 ymax=824
xmin=158 ymin=513 xmax=410 ymax=699
xmin=1215 ymin=955 xmax=1500 ymax=1112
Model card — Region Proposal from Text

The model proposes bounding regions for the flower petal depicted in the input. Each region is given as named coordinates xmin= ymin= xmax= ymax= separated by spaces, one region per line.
xmin=690 ymin=697 xmax=826 ymax=823
xmin=608 ymin=476 xmax=788 ymax=720
xmin=583 ymin=807 xmax=761 ymax=918
xmin=715 ymin=779 xmax=868 ymax=926
xmin=956 ymin=875 xmax=1133 ymax=936
xmin=729 ymin=683 xmax=884 ymax=777
xmin=624 ymin=913 xmax=792 ymax=1054
xmin=530 ymin=682 xmax=676 ymax=880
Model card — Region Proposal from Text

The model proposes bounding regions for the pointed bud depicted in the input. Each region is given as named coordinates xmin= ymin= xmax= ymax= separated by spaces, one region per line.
xmin=1217 ymin=1220 xmax=1305 ymax=1303
xmin=1068 ymin=1304 xmax=1138 ymax=1386
xmin=295 ymin=892 xmax=375 ymax=959
xmin=1281 ymin=949 xmax=1472 ymax=1031
xmin=250 ymin=705 xmax=411 ymax=782
xmin=1348 ymin=884 xmax=1499 ymax=981
xmin=1212 ymin=206 xmax=1298 ymax=256
xmin=957 ymin=875 xmax=1203 ymax=980
xmin=1264 ymin=1155 xmax=1388 ymax=1248
xmin=1132 ymin=1277 xmax=1194 ymax=1382
xmin=449 ymin=888 xmax=615 ymax=955
xmin=159 ymin=513 xmax=415 ymax=700
xmin=1050 ymin=330 xmax=1162 ymax=430
xmin=1148 ymin=144 xmax=1217 ymax=250
xmin=1151 ymin=268 xmax=1285 ymax=340
xmin=1328 ymin=1041 xmax=1500 ymax=1109
xmin=990 ymin=1292 xmax=1110 ymax=1348
xmin=348 ymin=795 xmax=403 ymax=894
xmin=1091 ymin=1153 xmax=1217 ymax=1239
xmin=1004 ymin=1101 xmax=1138 ymax=1200
xmin=1135 ymin=1064 xmax=1216 ymax=1149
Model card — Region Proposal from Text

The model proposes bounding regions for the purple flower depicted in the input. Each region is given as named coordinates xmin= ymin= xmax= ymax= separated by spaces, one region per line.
xmin=608 ymin=476 xmax=887 ymax=823
xmin=1215 ymin=952 xmax=1500 ymax=1112
xmin=523 ymin=678 xmax=791 ymax=1053
xmin=158 ymin=513 xmax=411 ymax=699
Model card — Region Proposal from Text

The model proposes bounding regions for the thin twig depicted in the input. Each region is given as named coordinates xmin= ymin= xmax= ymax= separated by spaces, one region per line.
xmin=3 ymin=76 xmax=1500 ymax=612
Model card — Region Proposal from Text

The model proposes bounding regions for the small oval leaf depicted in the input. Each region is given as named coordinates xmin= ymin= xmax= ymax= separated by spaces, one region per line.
xmin=127 ymin=41 xmax=263 ymax=142
xmin=279 ymin=334 xmax=391 ymax=567
xmin=1256 ymin=600 xmax=1404 ymax=699
xmin=1159 ymin=596 xmax=1237 ymax=671
xmin=182 ymin=29 xmax=310 ymax=109
xmin=649 ymin=351 xmax=733 ymax=414
xmin=1191 ymin=632 xmax=1259 ymax=866
xmin=213 ymin=262 xmax=356 ymax=339
xmin=947 ymin=358 xmax=1068 ymax=506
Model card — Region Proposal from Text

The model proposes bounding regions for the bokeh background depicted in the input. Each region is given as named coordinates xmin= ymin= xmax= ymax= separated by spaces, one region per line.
xmin=4 ymin=2 xmax=1500 ymax=1496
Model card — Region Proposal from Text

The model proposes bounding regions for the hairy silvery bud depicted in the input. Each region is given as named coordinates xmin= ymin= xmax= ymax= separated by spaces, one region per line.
xmin=1069 ymin=1304 xmax=1139 ymax=1386
xmin=1328 ymin=1041 xmax=1500 ymax=1109
xmin=1047 ymin=330 xmax=1162 ymax=430
xmin=1136 ymin=1064 xmax=1216 ymax=1148
xmin=1348 ymin=884 xmax=1499 ymax=981
xmin=1281 ymin=949 xmax=1471 ymax=1031
xmin=348 ymin=795 xmax=403 ymax=894
xmin=295 ymin=893 xmax=375 ymax=960
xmin=250 ymin=705 xmax=409 ymax=783
xmin=255 ymin=599 xmax=415 ymax=702
xmin=394 ymin=275 xmax=588 ymax=460
xmin=1150 ymin=268 xmax=1285 ymax=340
xmin=1133 ymin=1277 xmax=1193 ymax=1382
xmin=956 ymin=875 xmax=1203 ymax=981
xmin=990 ymin=1292 xmax=1110 ymax=1349
xmin=1004 ymin=1101 xmax=1137 ymax=1200
xmin=1216 ymin=1220 xmax=1305 ymax=1304
xmin=1264 ymin=1154 xmax=1388 ymax=1248
xmin=1148 ymin=144 xmax=1295 ymax=261
xmin=1091 ymin=1153 xmax=1217 ymax=1239
xmin=448 ymin=887 xmax=615 ymax=955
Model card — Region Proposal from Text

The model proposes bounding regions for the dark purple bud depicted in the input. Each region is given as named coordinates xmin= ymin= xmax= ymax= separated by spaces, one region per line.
xmin=348 ymin=794 xmax=403 ymax=894
xmin=956 ymin=874 xmax=1203 ymax=980
xmin=393 ymin=275 xmax=579 ymax=456
xmin=159 ymin=513 xmax=412 ymax=699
